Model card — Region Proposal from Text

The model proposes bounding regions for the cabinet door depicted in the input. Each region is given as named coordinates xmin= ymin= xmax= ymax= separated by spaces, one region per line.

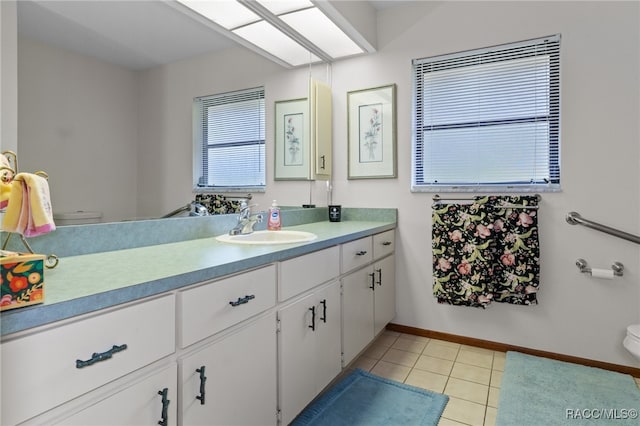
xmin=341 ymin=267 xmax=375 ymax=366
xmin=374 ymin=255 xmax=396 ymax=336
xmin=180 ymin=313 xmax=277 ymax=426
xmin=314 ymin=280 xmax=342 ymax=392
xmin=278 ymin=294 xmax=318 ymax=426
xmin=310 ymin=78 xmax=332 ymax=180
xmin=58 ymin=363 xmax=177 ymax=426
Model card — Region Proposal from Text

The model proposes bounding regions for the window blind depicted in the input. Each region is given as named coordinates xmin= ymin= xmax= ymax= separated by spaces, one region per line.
xmin=195 ymin=87 xmax=265 ymax=190
xmin=412 ymin=35 xmax=560 ymax=192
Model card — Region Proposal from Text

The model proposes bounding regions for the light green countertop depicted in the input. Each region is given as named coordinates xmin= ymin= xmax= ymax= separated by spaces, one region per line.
xmin=1 ymin=219 xmax=395 ymax=336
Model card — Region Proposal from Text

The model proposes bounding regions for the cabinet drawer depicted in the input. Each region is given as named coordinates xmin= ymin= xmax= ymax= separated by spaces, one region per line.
xmin=279 ymin=247 xmax=339 ymax=301
xmin=1 ymin=294 xmax=175 ymax=426
xmin=373 ymin=230 xmax=395 ymax=259
xmin=179 ymin=265 xmax=276 ymax=348
xmin=341 ymin=236 xmax=373 ymax=273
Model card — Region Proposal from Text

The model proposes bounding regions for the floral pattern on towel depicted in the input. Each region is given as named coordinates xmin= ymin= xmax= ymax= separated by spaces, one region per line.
xmin=482 ymin=196 xmax=540 ymax=305
xmin=432 ymin=195 xmax=540 ymax=308
xmin=194 ymin=194 xmax=242 ymax=215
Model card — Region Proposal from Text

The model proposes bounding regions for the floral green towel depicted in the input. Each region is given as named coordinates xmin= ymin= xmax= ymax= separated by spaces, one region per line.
xmin=432 ymin=195 xmax=539 ymax=308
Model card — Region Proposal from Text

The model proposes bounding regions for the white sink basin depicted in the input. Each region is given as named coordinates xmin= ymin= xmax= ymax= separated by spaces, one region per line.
xmin=216 ymin=230 xmax=317 ymax=245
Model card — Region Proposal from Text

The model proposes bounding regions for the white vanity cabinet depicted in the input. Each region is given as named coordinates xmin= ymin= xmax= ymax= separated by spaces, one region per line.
xmin=179 ymin=312 xmax=277 ymax=426
xmin=277 ymin=280 xmax=341 ymax=425
xmin=277 ymin=247 xmax=341 ymax=424
xmin=342 ymin=230 xmax=396 ymax=366
xmin=177 ymin=265 xmax=278 ymax=425
xmin=1 ymin=294 xmax=176 ymax=426
xmin=1 ymin=225 xmax=396 ymax=426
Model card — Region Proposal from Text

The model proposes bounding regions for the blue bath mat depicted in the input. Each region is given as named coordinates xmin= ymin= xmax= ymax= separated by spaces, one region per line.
xmin=291 ymin=368 xmax=449 ymax=426
xmin=497 ymin=351 xmax=640 ymax=425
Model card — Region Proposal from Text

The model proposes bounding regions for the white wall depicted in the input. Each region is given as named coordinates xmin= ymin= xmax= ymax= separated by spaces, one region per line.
xmin=353 ymin=0 xmax=639 ymax=368
xmin=137 ymin=0 xmax=640 ymax=367
xmin=17 ymin=38 xmax=139 ymax=223
xmin=1 ymin=0 xmax=18 ymax=155
xmin=13 ymin=1 xmax=640 ymax=367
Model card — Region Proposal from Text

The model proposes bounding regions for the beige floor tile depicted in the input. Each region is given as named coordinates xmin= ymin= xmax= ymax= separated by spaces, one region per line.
xmin=485 ymin=406 xmax=497 ymax=426
xmin=430 ymin=338 xmax=461 ymax=349
xmin=399 ymin=333 xmax=430 ymax=343
xmin=437 ymin=417 xmax=468 ymax=426
xmin=381 ymin=348 xmax=420 ymax=367
xmin=404 ymin=368 xmax=449 ymax=393
xmin=460 ymin=344 xmax=494 ymax=355
xmin=364 ymin=343 xmax=389 ymax=360
xmin=492 ymin=353 xmax=506 ymax=371
xmin=456 ymin=349 xmax=493 ymax=369
xmin=450 ymin=362 xmax=491 ymax=385
xmin=491 ymin=370 xmax=503 ymax=388
xmin=444 ymin=377 xmax=489 ymax=405
xmin=392 ymin=337 xmax=428 ymax=354
xmin=488 ymin=386 xmax=500 ymax=408
xmin=370 ymin=360 xmax=411 ymax=382
xmin=352 ymin=355 xmax=377 ymax=372
xmin=424 ymin=341 xmax=460 ymax=361
xmin=382 ymin=330 xmax=400 ymax=338
xmin=415 ymin=354 xmax=455 ymax=376
xmin=375 ymin=333 xmax=399 ymax=347
xmin=441 ymin=396 xmax=486 ymax=426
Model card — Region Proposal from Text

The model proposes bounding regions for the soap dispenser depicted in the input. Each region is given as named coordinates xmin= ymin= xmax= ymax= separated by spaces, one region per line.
xmin=267 ymin=200 xmax=281 ymax=231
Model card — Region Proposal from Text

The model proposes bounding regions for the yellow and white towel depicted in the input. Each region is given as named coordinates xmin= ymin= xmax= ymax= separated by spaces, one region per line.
xmin=0 ymin=154 xmax=13 ymax=209
xmin=1 ymin=173 xmax=55 ymax=237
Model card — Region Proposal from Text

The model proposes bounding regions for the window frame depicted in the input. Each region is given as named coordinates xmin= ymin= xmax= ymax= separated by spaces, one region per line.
xmin=192 ymin=86 xmax=266 ymax=193
xmin=411 ymin=35 xmax=561 ymax=193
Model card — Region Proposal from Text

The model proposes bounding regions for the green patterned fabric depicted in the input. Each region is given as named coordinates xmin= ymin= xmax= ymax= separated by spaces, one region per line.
xmin=432 ymin=195 xmax=539 ymax=308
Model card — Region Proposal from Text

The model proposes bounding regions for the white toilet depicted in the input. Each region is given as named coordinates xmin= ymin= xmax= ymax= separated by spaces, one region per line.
xmin=623 ymin=324 xmax=640 ymax=360
xmin=53 ymin=211 xmax=103 ymax=226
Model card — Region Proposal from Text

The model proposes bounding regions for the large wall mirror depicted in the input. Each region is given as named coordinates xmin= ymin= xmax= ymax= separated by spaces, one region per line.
xmin=15 ymin=1 xmax=240 ymax=224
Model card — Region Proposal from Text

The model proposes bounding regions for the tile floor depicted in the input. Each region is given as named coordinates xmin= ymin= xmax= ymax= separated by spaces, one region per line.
xmin=349 ymin=330 xmax=640 ymax=426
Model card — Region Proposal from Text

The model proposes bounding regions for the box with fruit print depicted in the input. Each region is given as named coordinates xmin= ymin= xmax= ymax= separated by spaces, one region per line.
xmin=1 ymin=250 xmax=45 ymax=311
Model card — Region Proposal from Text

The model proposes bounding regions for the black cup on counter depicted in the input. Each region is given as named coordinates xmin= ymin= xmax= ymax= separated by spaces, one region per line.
xmin=329 ymin=205 xmax=341 ymax=222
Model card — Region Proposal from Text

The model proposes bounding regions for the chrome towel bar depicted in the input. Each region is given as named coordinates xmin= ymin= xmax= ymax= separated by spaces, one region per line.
xmin=566 ymin=212 xmax=640 ymax=245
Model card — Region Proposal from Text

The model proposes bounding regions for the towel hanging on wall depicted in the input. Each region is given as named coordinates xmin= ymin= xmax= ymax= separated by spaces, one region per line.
xmin=432 ymin=195 xmax=540 ymax=308
xmin=194 ymin=194 xmax=243 ymax=215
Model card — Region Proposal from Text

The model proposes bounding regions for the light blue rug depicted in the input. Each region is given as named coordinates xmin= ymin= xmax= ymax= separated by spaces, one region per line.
xmin=497 ymin=351 xmax=640 ymax=425
xmin=291 ymin=368 xmax=449 ymax=426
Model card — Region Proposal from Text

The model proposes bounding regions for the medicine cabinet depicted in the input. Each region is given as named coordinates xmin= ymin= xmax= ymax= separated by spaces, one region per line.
xmin=275 ymin=78 xmax=332 ymax=181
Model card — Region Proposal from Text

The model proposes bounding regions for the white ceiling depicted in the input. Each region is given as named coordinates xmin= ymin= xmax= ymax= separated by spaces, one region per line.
xmin=17 ymin=0 xmax=406 ymax=71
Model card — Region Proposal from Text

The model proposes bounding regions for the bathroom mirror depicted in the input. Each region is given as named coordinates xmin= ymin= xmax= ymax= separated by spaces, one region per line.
xmin=15 ymin=1 xmax=336 ymax=224
xmin=14 ymin=1 xmax=246 ymax=224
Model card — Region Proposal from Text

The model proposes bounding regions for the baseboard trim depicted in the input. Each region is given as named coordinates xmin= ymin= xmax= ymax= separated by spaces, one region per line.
xmin=386 ymin=323 xmax=640 ymax=378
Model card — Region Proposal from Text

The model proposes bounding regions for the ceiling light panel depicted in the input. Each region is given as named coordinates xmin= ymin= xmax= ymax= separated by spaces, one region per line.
xmin=257 ymin=0 xmax=314 ymax=15
xmin=177 ymin=0 xmax=259 ymax=29
xmin=280 ymin=8 xmax=365 ymax=59
xmin=233 ymin=20 xmax=320 ymax=67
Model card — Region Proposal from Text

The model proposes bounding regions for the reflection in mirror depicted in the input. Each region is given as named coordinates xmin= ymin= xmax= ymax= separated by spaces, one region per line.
xmin=15 ymin=1 xmax=237 ymax=224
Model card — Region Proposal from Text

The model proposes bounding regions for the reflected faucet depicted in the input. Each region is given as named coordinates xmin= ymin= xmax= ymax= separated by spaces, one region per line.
xmin=162 ymin=202 xmax=209 ymax=218
xmin=229 ymin=201 xmax=263 ymax=235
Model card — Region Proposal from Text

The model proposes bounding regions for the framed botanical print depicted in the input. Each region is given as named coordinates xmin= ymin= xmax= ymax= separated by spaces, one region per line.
xmin=274 ymin=98 xmax=311 ymax=180
xmin=347 ymin=84 xmax=397 ymax=179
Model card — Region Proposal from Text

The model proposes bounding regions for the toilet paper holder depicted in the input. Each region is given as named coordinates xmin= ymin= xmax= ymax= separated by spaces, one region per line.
xmin=575 ymin=258 xmax=624 ymax=277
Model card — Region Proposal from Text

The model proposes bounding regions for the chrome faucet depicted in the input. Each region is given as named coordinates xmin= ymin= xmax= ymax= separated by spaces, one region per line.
xmin=229 ymin=201 xmax=264 ymax=235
